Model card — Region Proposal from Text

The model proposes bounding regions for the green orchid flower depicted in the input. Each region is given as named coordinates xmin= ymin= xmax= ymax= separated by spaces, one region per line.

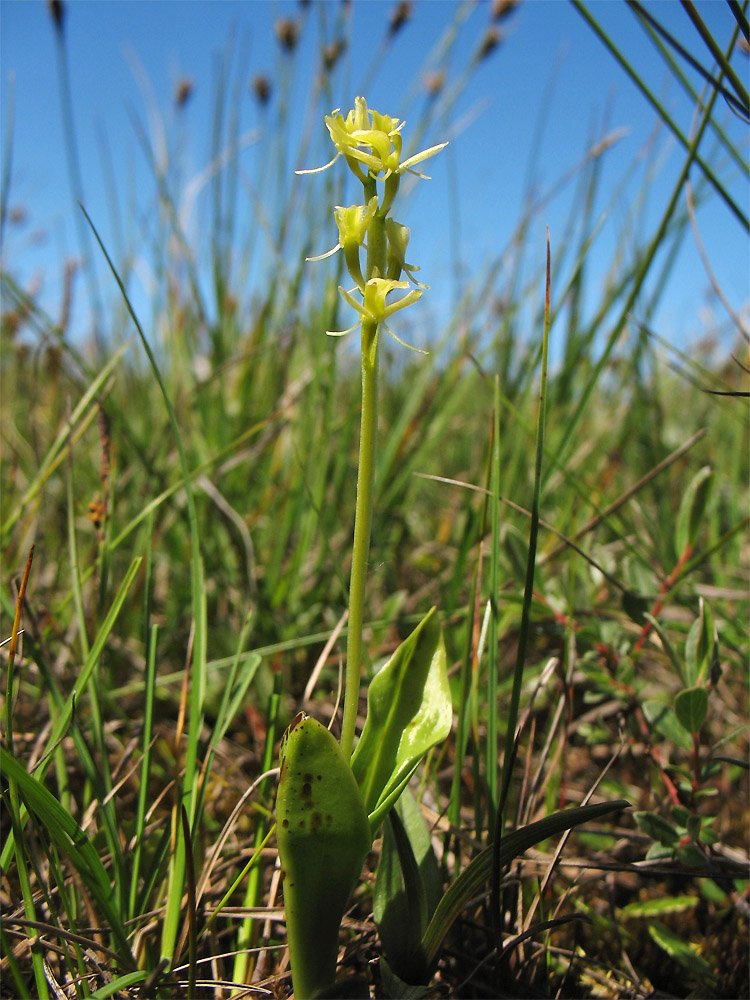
xmin=297 ymin=95 xmax=447 ymax=194
xmin=330 ymin=277 xmax=426 ymax=354
xmin=305 ymin=198 xmax=378 ymax=289
xmin=278 ymin=96 xmax=449 ymax=997
xmin=386 ymin=219 xmax=428 ymax=287
xmin=335 ymin=198 xmax=378 ymax=291
xmin=325 ymin=101 xmax=403 ymax=182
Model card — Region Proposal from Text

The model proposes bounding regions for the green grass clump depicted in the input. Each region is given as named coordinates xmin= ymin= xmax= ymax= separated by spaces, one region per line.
xmin=1 ymin=3 xmax=748 ymax=998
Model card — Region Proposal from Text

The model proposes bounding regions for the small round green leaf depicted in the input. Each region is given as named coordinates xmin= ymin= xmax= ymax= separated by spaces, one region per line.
xmin=634 ymin=810 xmax=679 ymax=846
xmin=674 ymin=686 xmax=708 ymax=734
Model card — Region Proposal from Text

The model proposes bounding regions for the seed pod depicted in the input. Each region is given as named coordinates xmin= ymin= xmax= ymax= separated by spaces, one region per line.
xmin=276 ymin=713 xmax=371 ymax=998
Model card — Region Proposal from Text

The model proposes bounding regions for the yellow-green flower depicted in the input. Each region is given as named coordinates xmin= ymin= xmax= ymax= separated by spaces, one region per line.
xmin=329 ymin=277 xmax=426 ymax=353
xmin=334 ymin=198 xmax=378 ymax=291
xmin=298 ymin=96 xmax=447 ymax=188
xmin=386 ymin=219 xmax=427 ymax=287
xmin=305 ymin=198 xmax=378 ymax=288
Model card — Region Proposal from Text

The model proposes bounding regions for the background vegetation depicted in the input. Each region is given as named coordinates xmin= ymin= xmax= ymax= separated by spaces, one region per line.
xmin=1 ymin=2 xmax=748 ymax=997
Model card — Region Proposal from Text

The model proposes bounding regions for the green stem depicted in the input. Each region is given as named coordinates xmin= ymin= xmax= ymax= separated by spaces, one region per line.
xmin=341 ymin=202 xmax=387 ymax=760
xmin=342 ymin=317 xmax=379 ymax=759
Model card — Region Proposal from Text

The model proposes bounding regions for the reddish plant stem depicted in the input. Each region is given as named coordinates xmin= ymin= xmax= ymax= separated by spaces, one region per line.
xmin=633 ymin=545 xmax=693 ymax=653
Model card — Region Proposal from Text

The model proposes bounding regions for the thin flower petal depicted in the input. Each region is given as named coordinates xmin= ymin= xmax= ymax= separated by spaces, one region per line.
xmin=381 ymin=287 xmax=422 ymax=319
xmin=382 ymin=321 xmax=428 ymax=354
xmin=338 ymin=284 xmax=367 ymax=317
xmin=326 ymin=320 xmax=360 ymax=338
xmin=306 ymin=243 xmax=341 ymax=262
xmin=398 ymin=141 xmax=449 ymax=174
xmin=296 ymin=151 xmax=341 ymax=175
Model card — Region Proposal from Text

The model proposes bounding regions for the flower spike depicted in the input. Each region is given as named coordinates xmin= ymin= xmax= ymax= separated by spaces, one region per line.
xmin=300 ymin=97 xmax=445 ymax=351
xmin=321 ymin=96 xmax=447 ymax=184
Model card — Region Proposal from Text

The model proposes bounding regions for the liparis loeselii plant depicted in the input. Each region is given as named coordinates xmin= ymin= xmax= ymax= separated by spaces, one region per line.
xmin=274 ymin=97 xmax=451 ymax=999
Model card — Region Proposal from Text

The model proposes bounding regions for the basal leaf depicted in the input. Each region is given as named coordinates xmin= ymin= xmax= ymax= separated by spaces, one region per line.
xmin=374 ymin=790 xmax=441 ymax=986
xmin=276 ymin=714 xmax=371 ymax=1000
xmin=352 ymin=608 xmax=451 ymax=835
xmin=379 ymin=956 xmax=432 ymax=999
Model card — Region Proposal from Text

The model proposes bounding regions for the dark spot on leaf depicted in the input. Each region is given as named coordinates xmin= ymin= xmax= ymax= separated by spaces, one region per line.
xmin=289 ymin=711 xmax=306 ymax=732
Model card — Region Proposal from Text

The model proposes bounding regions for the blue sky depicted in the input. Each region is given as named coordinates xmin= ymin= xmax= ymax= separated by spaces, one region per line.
xmin=2 ymin=0 xmax=748 ymax=358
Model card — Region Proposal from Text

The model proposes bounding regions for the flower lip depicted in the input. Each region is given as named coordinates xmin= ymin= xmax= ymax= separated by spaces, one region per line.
xmin=297 ymin=97 xmax=446 ymax=181
xmin=326 ymin=277 xmax=426 ymax=353
xmin=324 ymin=97 xmax=446 ymax=180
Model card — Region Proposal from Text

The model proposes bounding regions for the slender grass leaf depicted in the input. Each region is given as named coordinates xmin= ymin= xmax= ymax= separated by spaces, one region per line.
xmin=713 ymin=754 xmax=750 ymax=771
xmin=0 ymin=339 xmax=130 ymax=539
xmin=675 ymin=466 xmax=713 ymax=556
xmin=89 ymin=971 xmax=148 ymax=999
xmin=81 ymin=206 xmax=208 ymax=967
xmin=39 ymin=556 xmax=142 ymax=772
xmin=648 ymin=921 xmax=714 ymax=986
xmin=621 ymin=895 xmax=697 ymax=918
xmin=0 ymin=748 xmax=134 ymax=964
xmin=421 ymin=799 xmax=630 ymax=967
xmin=680 ymin=0 xmax=749 ymax=115
xmin=0 ymin=553 xmax=143 ymax=877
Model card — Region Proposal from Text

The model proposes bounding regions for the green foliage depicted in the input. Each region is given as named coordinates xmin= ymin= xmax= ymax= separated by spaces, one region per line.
xmin=275 ymin=605 xmax=451 ymax=996
xmin=648 ymin=921 xmax=715 ymax=989
xmin=374 ymin=791 xmax=442 ymax=988
xmin=621 ymin=895 xmax=697 ymax=918
xmin=1 ymin=2 xmax=747 ymax=996
xmin=352 ymin=608 xmax=451 ymax=835
xmin=674 ymin=686 xmax=709 ymax=734
xmin=276 ymin=714 xmax=371 ymax=999
xmin=420 ymin=800 xmax=631 ymax=970
xmin=0 ymin=747 xmax=134 ymax=964
xmin=675 ymin=466 xmax=714 ymax=557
